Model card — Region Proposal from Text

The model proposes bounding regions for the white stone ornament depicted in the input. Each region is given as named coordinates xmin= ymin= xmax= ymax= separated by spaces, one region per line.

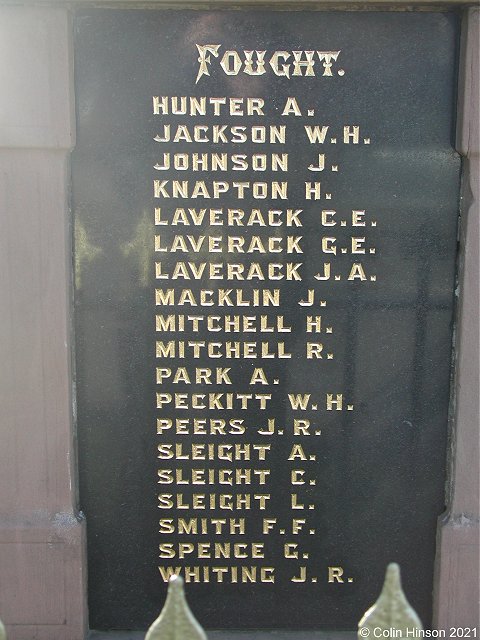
xmin=358 ymin=563 xmax=423 ymax=640
xmin=145 ymin=575 xmax=207 ymax=640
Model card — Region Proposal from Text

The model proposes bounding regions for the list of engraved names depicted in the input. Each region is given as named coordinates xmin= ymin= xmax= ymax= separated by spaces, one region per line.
xmin=154 ymin=47 xmax=376 ymax=587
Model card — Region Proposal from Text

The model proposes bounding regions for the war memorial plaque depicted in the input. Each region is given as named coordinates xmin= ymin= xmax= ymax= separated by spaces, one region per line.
xmin=72 ymin=9 xmax=461 ymax=631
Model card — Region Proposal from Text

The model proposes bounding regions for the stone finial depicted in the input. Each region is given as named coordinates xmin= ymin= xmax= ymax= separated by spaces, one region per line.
xmin=358 ymin=563 xmax=423 ymax=640
xmin=145 ymin=575 xmax=207 ymax=640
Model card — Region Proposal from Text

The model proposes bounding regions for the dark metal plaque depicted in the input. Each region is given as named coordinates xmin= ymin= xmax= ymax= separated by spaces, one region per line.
xmin=72 ymin=9 xmax=460 ymax=631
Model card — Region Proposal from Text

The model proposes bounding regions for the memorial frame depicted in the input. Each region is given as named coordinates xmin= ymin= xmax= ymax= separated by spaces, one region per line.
xmin=0 ymin=1 xmax=478 ymax=639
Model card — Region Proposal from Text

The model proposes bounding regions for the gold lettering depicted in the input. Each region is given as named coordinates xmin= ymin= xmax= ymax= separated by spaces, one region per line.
xmin=328 ymin=566 xmax=344 ymax=583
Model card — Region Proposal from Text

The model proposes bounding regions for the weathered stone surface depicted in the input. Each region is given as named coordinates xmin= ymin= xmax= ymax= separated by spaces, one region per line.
xmin=0 ymin=6 xmax=86 ymax=640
